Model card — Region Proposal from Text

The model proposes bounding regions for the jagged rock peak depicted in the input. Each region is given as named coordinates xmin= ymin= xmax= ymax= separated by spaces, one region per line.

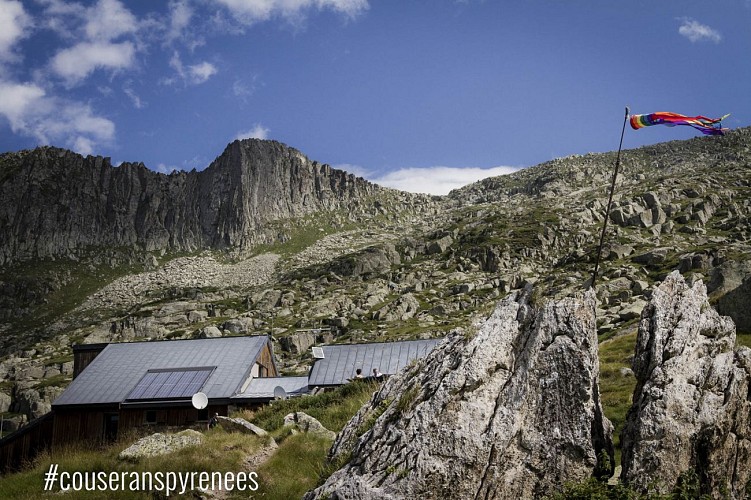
xmin=306 ymin=285 xmax=613 ymax=500
xmin=620 ymin=270 xmax=751 ymax=497
xmin=0 ymin=141 xmax=387 ymax=265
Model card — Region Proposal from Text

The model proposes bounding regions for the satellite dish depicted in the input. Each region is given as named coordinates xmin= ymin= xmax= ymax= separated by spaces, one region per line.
xmin=191 ymin=392 xmax=208 ymax=410
xmin=273 ymin=386 xmax=287 ymax=400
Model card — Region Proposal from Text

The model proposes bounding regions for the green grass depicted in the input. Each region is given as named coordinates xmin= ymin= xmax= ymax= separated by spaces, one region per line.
xmin=737 ymin=332 xmax=751 ymax=348
xmin=0 ymin=428 xmax=264 ymax=499
xmin=0 ymin=381 xmax=384 ymax=499
xmin=254 ymin=433 xmax=333 ymax=500
xmin=242 ymin=380 xmax=379 ymax=434
xmin=598 ymin=330 xmax=638 ymax=466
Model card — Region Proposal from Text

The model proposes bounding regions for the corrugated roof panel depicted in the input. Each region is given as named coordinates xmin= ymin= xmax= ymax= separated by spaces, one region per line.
xmin=378 ymin=342 xmax=400 ymax=374
xmin=233 ymin=376 xmax=309 ymax=399
xmin=308 ymin=338 xmax=442 ymax=387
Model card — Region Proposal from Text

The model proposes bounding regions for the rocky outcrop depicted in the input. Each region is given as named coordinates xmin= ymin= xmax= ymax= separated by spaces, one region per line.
xmin=283 ymin=412 xmax=336 ymax=440
xmin=0 ymin=140 xmax=386 ymax=265
xmin=620 ymin=271 xmax=751 ymax=497
xmin=118 ymin=430 xmax=204 ymax=460
xmin=306 ymin=286 xmax=613 ymax=499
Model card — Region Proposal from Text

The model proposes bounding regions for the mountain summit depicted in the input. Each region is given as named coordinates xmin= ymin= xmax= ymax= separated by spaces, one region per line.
xmin=0 ymin=140 xmax=386 ymax=266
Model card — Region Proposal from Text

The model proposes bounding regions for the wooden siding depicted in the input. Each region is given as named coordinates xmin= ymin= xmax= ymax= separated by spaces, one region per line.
xmin=0 ymin=412 xmax=54 ymax=472
xmin=257 ymin=343 xmax=278 ymax=377
xmin=72 ymin=344 xmax=107 ymax=379
xmin=52 ymin=407 xmax=116 ymax=449
xmin=118 ymin=405 xmax=227 ymax=434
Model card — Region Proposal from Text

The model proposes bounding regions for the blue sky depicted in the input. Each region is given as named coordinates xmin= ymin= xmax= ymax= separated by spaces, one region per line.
xmin=0 ymin=1 xmax=748 ymax=194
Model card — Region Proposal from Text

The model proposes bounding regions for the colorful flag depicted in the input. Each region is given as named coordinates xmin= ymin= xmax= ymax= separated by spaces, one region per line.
xmin=629 ymin=112 xmax=729 ymax=136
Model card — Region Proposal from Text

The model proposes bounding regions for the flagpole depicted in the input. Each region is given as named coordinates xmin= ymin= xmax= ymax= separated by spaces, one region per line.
xmin=590 ymin=106 xmax=630 ymax=290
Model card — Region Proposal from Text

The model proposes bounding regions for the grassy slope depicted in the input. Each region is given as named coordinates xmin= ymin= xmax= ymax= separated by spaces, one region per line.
xmin=0 ymin=382 xmax=378 ymax=499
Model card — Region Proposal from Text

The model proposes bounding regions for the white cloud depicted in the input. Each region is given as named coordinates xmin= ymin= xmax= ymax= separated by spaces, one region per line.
xmin=235 ymin=123 xmax=270 ymax=140
xmin=678 ymin=18 xmax=721 ymax=43
xmin=0 ymin=0 xmax=32 ymax=62
xmin=0 ymin=80 xmax=115 ymax=155
xmin=214 ymin=0 xmax=369 ymax=25
xmin=0 ymin=81 xmax=46 ymax=127
xmin=232 ymin=76 xmax=259 ymax=101
xmin=50 ymin=41 xmax=136 ymax=85
xmin=123 ymin=85 xmax=145 ymax=109
xmin=370 ymin=165 xmax=520 ymax=196
xmin=166 ymin=0 xmax=194 ymax=43
xmin=84 ymin=0 xmax=138 ymax=41
xmin=331 ymin=163 xmax=372 ymax=178
xmin=188 ymin=61 xmax=218 ymax=83
xmin=166 ymin=51 xmax=218 ymax=85
xmin=156 ymin=163 xmax=177 ymax=174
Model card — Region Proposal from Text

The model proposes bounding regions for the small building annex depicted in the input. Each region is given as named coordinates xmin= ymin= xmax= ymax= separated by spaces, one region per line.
xmin=51 ymin=335 xmax=278 ymax=448
xmin=308 ymin=338 xmax=443 ymax=389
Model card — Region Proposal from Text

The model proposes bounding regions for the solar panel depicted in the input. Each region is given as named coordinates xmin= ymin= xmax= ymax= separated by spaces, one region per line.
xmin=312 ymin=347 xmax=325 ymax=359
xmin=126 ymin=367 xmax=215 ymax=400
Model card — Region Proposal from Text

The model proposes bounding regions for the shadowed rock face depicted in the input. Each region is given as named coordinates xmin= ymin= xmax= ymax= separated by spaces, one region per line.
xmin=621 ymin=271 xmax=751 ymax=497
xmin=306 ymin=286 xmax=613 ymax=500
xmin=0 ymin=140 xmax=380 ymax=265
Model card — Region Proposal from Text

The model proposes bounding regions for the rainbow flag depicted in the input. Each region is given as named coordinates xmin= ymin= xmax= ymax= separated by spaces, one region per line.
xmin=629 ymin=112 xmax=729 ymax=136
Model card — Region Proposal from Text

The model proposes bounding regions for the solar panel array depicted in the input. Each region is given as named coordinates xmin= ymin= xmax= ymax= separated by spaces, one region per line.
xmin=126 ymin=367 xmax=214 ymax=400
xmin=52 ymin=336 xmax=271 ymax=406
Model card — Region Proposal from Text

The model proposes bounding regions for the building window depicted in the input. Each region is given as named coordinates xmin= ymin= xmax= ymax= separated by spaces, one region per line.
xmin=145 ymin=410 xmax=157 ymax=424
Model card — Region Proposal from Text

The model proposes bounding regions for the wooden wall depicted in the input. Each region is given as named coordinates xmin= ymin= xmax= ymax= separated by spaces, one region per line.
xmin=0 ymin=413 xmax=54 ymax=472
xmin=118 ymin=404 xmax=227 ymax=434
xmin=52 ymin=407 xmax=115 ymax=449
xmin=257 ymin=343 xmax=278 ymax=377
xmin=72 ymin=344 xmax=108 ymax=379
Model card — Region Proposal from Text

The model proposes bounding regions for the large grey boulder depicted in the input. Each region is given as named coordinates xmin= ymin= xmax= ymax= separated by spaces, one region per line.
xmin=620 ymin=271 xmax=751 ymax=496
xmin=372 ymin=293 xmax=420 ymax=322
xmin=0 ymin=391 xmax=11 ymax=413
xmin=283 ymin=412 xmax=336 ymax=440
xmin=329 ymin=244 xmax=401 ymax=278
xmin=118 ymin=430 xmax=204 ymax=461
xmin=306 ymin=286 xmax=613 ymax=499
xmin=708 ymin=260 xmax=751 ymax=333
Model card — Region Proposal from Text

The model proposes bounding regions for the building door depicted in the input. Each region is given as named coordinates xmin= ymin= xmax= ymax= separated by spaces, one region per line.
xmin=103 ymin=413 xmax=119 ymax=442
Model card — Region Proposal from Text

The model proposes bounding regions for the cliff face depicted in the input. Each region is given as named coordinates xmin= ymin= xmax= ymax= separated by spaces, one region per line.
xmin=0 ymin=140 xmax=381 ymax=265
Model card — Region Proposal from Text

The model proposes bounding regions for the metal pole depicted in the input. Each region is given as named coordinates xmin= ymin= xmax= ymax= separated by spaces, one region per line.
xmin=590 ymin=106 xmax=630 ymax=289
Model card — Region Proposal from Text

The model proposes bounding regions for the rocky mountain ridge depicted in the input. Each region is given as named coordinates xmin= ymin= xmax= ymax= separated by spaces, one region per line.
xmin=0 ymin=128 xmax=750 ymax=455
xmin=0 ymin=139 xmax=428 ymax=266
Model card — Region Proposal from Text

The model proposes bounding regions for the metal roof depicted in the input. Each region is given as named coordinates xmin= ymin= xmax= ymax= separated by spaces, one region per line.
xmin=53 ymin=336 xmax=271 ymax=407
xmin=308 ymin=338 xmax=443 ymax=387
xmin=231 ymin=376 xmax=309 ymax=400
